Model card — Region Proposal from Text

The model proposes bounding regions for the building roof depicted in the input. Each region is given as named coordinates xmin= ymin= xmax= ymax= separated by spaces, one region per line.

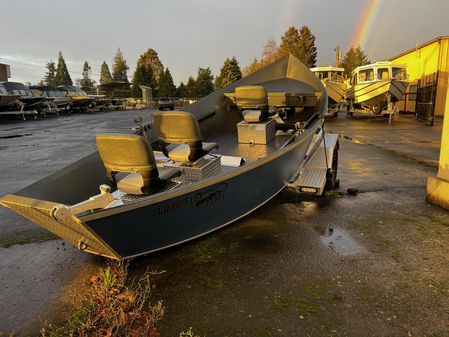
xmin=389 ymin=36 xmax=449 ymax=61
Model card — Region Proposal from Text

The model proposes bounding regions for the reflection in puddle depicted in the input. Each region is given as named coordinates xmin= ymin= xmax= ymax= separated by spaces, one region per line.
xmin=302 ymin=201 xmax=318 ymax=215
xmin=319 ymin=227 xmax=359 ymax=255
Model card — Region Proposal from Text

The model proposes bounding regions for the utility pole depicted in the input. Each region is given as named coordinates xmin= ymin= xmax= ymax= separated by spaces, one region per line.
xmin=334 ymin=45 xmax=341 ymax=67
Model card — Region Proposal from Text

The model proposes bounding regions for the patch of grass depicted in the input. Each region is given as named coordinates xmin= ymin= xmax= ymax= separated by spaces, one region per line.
xmin=304 ymin=279 xmax=332 ymax=299
xmin=354 ymin=281 xmax=376 ymax=302
xmin=193 ymin=238 xmax=226 ymax=263
xmin=0 ymin=232 xmax=57 ymax=248
xmin=179 ymin=327 xmax=201 ymax=337
xmin=427 ymin=333 xmax=442 ymax=337
xmin=186 ymin=237 xmax=232 ymax=264
xmin=204 ymin=276 xmax=224 ymax=289
xmin=257 ymin=328 xmax=273 ymax=337
xmin=0 ymin=332 xmax=15 ymax=337
xmin=40 ymin=261 xmax=164 ymax=337
xmin=273 ymin=293 xmax=289 ymax=311
xmin=296 ymin=297 xmax=321 ymax=316
xmin=324 ymin=190 xmax=341 ymax=197
xmin=373 ymin=235 xmax=393 ymax=248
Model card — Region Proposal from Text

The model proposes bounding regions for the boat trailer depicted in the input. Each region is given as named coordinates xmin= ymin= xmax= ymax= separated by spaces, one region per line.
xmin=287 ymin=129 xmax=339 ymax=195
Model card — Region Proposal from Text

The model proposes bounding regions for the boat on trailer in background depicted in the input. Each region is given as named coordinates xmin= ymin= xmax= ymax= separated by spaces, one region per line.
xmin=58 ymin=85 xmax=95 ymax=112
xmin=346 ymin=61 xmax=408 ymax=116
xmin=29 ymin=85 xmax=72 ymax=116
xmin=0 ymin=83 xmax=20 ymax=111
xmin=310 ymin=66 xmax=347 ymax=116
xmin=0 ymin=54 xmax=339 ymax=259
xmin=0 ymin=81 xmax=46 ymax=119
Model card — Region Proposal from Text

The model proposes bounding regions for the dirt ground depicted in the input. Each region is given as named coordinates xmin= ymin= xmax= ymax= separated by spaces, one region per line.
xmin=0 ymin=112 xmax=448 ymax=336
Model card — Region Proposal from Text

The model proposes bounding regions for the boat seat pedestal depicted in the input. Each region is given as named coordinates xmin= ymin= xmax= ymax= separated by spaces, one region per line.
xmin=117 ymin=167 xmax=180 ymax=195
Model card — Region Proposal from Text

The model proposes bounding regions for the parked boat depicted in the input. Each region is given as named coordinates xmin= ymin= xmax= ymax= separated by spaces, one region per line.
xmin=311 ymin=66 xmax=347 ymax=110
xmin=29 ymin=85 xmax=72 ymax=115
xmin=346 ymin=61 xmax=408 ymax=114
xmin=0 ymin=83 xmax=20 ymax=111
xmin=1 ymin=81 xmax=45 ymax=111
xmin=0 ymin=54 xmax=335 ymax=259
xmin=58 ymin=85 xmax=94 ymax=112
xmin=88 ymin=94 xmax=114 ymax=111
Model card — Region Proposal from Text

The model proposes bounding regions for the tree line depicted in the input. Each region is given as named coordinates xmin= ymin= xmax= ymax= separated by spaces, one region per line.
xmin=243 ymin=25 xmax=370 ymax=77
xmin=41 ymin=49 xmax=243 ymax=99
xmin=41 ymin=26 xmax=370 ymax=98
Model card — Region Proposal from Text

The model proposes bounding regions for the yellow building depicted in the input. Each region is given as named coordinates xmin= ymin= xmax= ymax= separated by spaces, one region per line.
xmin=390 ymin=36 xmax=449 ymax=121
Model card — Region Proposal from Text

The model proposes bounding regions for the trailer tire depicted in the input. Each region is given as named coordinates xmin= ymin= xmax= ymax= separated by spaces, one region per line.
xmin=325 ymin=145 xmax=338 ymax=191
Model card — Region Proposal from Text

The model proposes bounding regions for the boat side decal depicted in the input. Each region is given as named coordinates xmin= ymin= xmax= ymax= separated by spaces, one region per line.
xmin=153 ymin=183 xmax=228 ymax=216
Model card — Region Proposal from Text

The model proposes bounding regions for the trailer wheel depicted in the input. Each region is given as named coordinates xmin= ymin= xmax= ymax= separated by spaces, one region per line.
xmin=325 ymin=145 xmax=338 ymax=190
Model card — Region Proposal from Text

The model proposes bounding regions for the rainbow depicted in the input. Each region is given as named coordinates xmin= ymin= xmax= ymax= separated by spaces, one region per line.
xmin=349 ymin=0 xmax=386 ymax=49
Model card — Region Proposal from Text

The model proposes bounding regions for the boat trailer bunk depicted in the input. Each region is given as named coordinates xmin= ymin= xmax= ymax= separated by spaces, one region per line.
xmin=0 ymin=107 xmax=40 ymax=120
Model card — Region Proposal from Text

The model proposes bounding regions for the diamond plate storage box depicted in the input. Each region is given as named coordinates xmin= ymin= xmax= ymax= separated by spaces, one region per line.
xmin=167 ymin=154 xmax=222 ymax=183
xmin=237 ymin=118 xmax=276 ymax=144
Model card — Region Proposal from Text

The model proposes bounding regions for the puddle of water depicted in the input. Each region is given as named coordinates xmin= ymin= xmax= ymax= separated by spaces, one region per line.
xmin=319 ymin=227 xmax=360 ymax=255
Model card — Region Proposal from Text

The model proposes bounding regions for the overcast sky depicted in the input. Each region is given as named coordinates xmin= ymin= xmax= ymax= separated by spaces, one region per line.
xmin=1 ymin=0 xmax=448 ymax=85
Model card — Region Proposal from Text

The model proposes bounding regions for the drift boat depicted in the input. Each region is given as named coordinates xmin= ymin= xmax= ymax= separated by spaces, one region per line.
xmin=0 ymin=54 xmax=336 ymax=259
xmin=346 ymin=61 xmax=408 ymax=114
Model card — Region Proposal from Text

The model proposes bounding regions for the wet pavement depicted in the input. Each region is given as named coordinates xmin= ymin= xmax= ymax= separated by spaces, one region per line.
xmin=1 ymin=112 xmax=448 ymax=336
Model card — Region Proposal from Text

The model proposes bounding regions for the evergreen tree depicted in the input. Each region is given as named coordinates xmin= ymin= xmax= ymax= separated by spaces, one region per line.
xmin=262 ymin=39 xmax=279 ymax=65
xmin=157 ymin=68 xmax=165 ymax=97
xmin=136 ymin=49 xmax=164 ymax=85
xmin=195 ymin=68 xmax=214 ymax=97
xmin=298 ymin=25 xmax=317 ymax=68
xmin=80 ymin=61 xmax=96 ymax=93
xmin=214 ymin=57 xmax=242 ymax=89
xmin=99 ymin=61 xmax=113 ymax=84
xmin=158 ymin=68 xmax=176 ymax=97
xmin=176 ymin=81 xmax=187 ymax=98
xmin=341 ymin=45 xmax=371 ymax=77
xmin=277 ymin=26 xmax=317 ymax=67
xmin=43 ymin=61 xmax=56 ymax=86
xmin=112 ymin=48 xmax=129 ymax=82
xmin=243 ymin=57 xmax=262 ymax=77
xmin=243 ymin=39 xmax=282 ymax=76
xmin=131 ymin=63 xmax=155 ymax=98
xmin=185 ymin=76 xmax=197 ymax=97
xmin=278 ymin=27 xmax=301 ymax=58
xmin=54 ymin=51 xmax=72 ymax=86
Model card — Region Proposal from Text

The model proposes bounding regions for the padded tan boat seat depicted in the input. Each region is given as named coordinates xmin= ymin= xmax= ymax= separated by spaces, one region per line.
xmin=234 ymin=85 xmax=269 ymax=122
xmin=96 ymin=133 xmax=179 ymax=194
xmin=153 ymin=111 xmax=218 ymax=162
